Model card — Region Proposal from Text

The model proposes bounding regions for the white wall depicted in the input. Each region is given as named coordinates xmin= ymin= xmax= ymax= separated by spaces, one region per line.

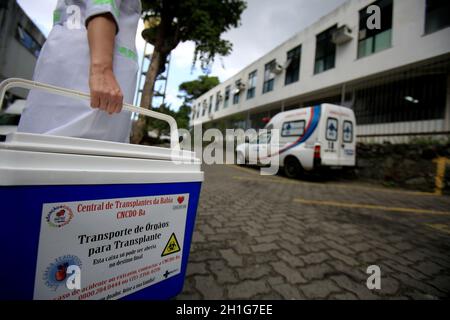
xmin=191 ymin=0 xmax=450 ymax=127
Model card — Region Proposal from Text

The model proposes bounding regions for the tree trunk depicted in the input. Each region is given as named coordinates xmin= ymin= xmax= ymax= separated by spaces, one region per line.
xmin=130 ymin=48 xmax=162 ymax=144
xmin=131 ymin=6 xmax=179 ymax=145
xmin=140 ymin=49 xmax=161 ymax=109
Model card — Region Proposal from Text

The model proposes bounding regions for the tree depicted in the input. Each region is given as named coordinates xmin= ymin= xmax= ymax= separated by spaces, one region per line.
xmin=150 ymin=103 xmax=192 ymax=132
xmin=132 ymin=0 xmax=247 ymax=144
xmin=144 ymin=103 xmax=191 ymax=144
xmin=178 ymin=75 xmax=220 ymax=106
xmin=146 ymin=103 xmax=176 ymax=136
xmin=174 ymin=104 xmax=192 ymax=130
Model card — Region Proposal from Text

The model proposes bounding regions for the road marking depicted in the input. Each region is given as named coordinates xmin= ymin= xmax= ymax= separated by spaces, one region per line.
xmin=425 ymin=223 xmax=450 ymax=235
xmin=293 ymin=198 xmax=450 ymax=216
xmin=230 ymin=170 xmax=438 ymax=197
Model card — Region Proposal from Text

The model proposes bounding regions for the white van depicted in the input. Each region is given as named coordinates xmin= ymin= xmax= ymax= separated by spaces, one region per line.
xmin=236 ymin=104 xmax=357 ymax=178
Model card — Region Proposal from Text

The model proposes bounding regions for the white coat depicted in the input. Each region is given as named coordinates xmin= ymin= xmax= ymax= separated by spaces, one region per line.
xmin=18 ymin=0 xmax=141 ymax=143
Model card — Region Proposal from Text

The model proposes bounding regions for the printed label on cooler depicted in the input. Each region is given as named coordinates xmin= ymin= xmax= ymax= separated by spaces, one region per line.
xmin=33 ymin=193 xmax=189 ymax=300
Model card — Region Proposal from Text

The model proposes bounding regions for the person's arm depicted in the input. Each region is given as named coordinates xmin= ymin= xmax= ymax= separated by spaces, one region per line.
xmin=87 ymin=13 xmax=123 ymax=115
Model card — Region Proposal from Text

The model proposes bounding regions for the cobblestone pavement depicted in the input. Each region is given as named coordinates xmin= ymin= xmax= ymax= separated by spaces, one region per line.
xmin=178 ymin=165 xmax=450 ymax=300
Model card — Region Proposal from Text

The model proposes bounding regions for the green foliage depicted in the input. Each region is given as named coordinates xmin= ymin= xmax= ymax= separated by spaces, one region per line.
xmin=146 ymin=104 xmax=174 ymax=135
xmin=137 ymin=0 xmax=245 ymax=143
xmin=178 ymin=75 xmax=220 ymax=105
xmin=146 ymin=103 xmax=191 ymax=134
xmin=141 ymin=0 xmax=247 ymax=71
xmin=176 ymin=104 xmax=192 ymax=129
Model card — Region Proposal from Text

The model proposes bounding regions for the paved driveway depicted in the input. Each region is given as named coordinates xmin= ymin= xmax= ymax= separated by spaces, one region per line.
xmin=178 ymin=164 xmax=450 ymax=299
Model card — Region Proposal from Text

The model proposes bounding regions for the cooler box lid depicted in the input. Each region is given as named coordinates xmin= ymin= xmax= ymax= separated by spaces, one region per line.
xmin=0 ymin=132 xmax=197 ymax=162
xmin=0 ymin=133 xmax=203 ymax=186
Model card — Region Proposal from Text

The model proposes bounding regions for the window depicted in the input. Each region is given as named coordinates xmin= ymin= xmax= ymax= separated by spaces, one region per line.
xmin=16 ymin=25 xmax=41 ymax=58
xmin=247 ymin=70 xmax=257 ymax=100
xmin=233 ymin=80 xmax=241 ymax=105
xmin=263 ymin=60 xmax=276 ymax=93
xmin=326 ymin=118 xmax=338 ymax=141
xmin=281 ymin=120 xmax=305 ymax=137
xmin=425 ymin=0 xmax=450 ymax=34
xmin=353 ymin=74 xmax=446 ymax=125
xmin=358 ymin=0 xmax=393 ymax=59
xmin=343 ymin=121 xmax=353 ymax=143
xmin=208 ymin=96 xmax=213 ymax=114
xmin=285 ymin=45 xmax=302 ymax=85
xmin=224 ymin=86 xmax=230 ymax=108
xmin=196 ymin=103 xmax=201 ymax=118
xmin=233 ymin=92 xmax=240 ymax=104
xmin=215 ymin=92 xmax=221 ymax=111
xmin=314 ymin=26 xmax=337 ymax=74
xmin=202 ymin=100 xmax=207 ymax=116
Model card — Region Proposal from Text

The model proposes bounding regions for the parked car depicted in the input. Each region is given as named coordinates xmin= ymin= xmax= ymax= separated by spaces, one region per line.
xmin=236 ymin=104 xmax=357 ymax=178
xmin=0 ymin=99 xmax=26 ymax=135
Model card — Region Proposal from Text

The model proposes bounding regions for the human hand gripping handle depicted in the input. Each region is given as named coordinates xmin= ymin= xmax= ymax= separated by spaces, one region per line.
xmin=87 ymin=13 xmax=123 ymax=115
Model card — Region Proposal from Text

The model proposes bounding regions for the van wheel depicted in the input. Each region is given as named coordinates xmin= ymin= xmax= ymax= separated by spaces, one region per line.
xmin=284 ymin=157 xmax=302 ymax=178
xmin=236 ymin=152 xmax=246 ymax=166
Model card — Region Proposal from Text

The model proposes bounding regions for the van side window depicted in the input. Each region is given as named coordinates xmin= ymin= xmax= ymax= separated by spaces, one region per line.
xmin=343 ymin=121 xmax=353 ymax=143
xmin=326 ymin=118 xmax=338 ymax=141
xmin=281 ymin=120 xmax=305 ymax=137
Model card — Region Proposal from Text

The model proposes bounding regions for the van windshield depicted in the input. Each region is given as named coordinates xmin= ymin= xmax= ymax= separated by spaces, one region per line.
xmin=0 ymin=114 xmax=21 ymax=126
xmin=250 ymin=132 xmax=271 ymax=144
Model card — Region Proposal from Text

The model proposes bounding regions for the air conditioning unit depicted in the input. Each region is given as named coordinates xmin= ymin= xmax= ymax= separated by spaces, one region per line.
xmin=332 ymin=25 xmax=353 ymax=45
xmin=271 ymin=63 xmax=284 ymax=75
xmin=238 ymin=82 xmax=246 ymax=90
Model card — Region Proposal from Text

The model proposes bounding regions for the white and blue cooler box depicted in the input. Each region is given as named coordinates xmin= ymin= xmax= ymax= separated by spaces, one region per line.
xmin=0 ymin=132 xmax=203 ymax=300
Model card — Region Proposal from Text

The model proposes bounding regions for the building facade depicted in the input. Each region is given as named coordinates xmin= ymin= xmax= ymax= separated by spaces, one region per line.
xmin=191 ymin=0 xmax=450 ymax=143
xmin=0 ymin=0 xmax=46 ymax=108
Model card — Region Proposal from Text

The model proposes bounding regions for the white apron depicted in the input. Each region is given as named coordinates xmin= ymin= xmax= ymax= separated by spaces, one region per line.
xmin=18 ymin=0 xmax=141 ymax=143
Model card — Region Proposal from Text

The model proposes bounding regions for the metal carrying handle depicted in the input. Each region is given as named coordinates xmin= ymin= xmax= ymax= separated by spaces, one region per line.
xmin=0 ymin=78 xmax=180 ymax=150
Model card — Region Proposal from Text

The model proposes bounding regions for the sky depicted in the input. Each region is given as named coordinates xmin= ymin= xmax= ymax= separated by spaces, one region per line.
xmin=17 ymin=0 xmax=347 ymax=111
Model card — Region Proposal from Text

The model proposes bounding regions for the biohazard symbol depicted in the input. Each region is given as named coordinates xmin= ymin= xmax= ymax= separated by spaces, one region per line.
xmin=161 ymin=233 xmax=181 ymax=257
